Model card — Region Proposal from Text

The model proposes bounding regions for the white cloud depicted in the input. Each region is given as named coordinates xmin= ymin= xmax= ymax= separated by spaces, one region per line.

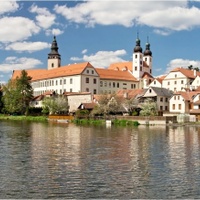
xmin=45 ymin=28 xmax=64 ymax=36
xmin=0 ymin=17 xmax=40 ymax=43
xmin=70 ymin=49 xmax=127 ymax=68
xmin=0 ymin=57 xmax=42 ymax=73
xmin=154 ymin=68 xmax=162 ymax=72
xmin=70 ymin=57 xmax=82 ymax=62
xmin=82 ymin=49 xmax=87 ymax=54
xmin=139 ymin=6 xmax=200 ymax=31
xmin=0 ymin=0 xmax=19 ymax=14
xmin=29 ymin=4 xmax=56 ymax=29
xmin=5 ymin=41 xmax=51 ymax=52
xmin=165 ymin=58 xmax=200 ymax=73
xmin=54 ymin=1 xmax=200 ymax=33
xmin=153 ymin=29 xmax=172 ymax=36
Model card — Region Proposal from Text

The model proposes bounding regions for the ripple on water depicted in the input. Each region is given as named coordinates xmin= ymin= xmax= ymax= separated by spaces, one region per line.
xmin=1 ymin=122 xmax=200 ymax=198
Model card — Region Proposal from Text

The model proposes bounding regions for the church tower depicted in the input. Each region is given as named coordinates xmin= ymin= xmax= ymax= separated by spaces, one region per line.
xmin=143 ymin=38 xmax=152 ymax=76
xmin=48 ymin=36 xmax=61 ymax=70
xmin=132 ymin=36 xmax=143 ymax=80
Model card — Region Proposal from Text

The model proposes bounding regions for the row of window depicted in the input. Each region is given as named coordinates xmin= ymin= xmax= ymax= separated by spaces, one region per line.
xmin=167 ymin=80 xmax=184 ymax=85
xmin=86 ymin=69 xmax=95 ymax=74
xmin=174 ymin=95 xmax=180 ymax=100
xmin=86 ymin=78 xmax=97 ymax=84
xmin=134 ymin=54 xmax=152 ymax=62
xmin=160 ymin=106 xmax=168 ymax=111
xmin=172 ymin=104 xmax=182 ymax=110
xmin=100 ymin=90 xmax=116 ymax=94
xmin=33 ymin=77 xmax=97 ymax=88
xmin=160 ymin=97 xmax=168 ymax=102
xmin=134 ymin=66 xmax=152 ymax=74
xmin=34 ymin=88 xmax=73 ymax=96
xmin=34 ymin=87 xmax=97 ymax=96
xmin=85 ymin=88 xmax=97 ymax=94
xmin=32 ymin=78 xmax=74 ymax=88
xmin=100 ymin=81 xmax=136 ymax=89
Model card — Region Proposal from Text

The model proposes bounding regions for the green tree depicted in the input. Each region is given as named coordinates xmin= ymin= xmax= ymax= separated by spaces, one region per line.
xmin=188 ymin=65 xmax=199 ymax=71
xmin=2 ymin=79 xmax=21 ymax=114
xmin=2 ymin=70 xmax=33 ymax=115
xmin=107 ymin=96 xmax=121 ymax=114
xmin=42 ymin=95 xmax=69 ymax=115
xmin=124 ymin=97 xmax=139 ymax=115
xmin=188 ymin=65 xmax=193 ymax=70
xmin=140 ymin=98 xmax=158 ymax=116
xmin=16 ymin=70 xmax=33 ymax=115
xmin=91 ymin=94 xmax=122 ymax=117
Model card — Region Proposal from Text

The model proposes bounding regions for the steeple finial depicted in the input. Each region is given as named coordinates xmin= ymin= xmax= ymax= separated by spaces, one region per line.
xmin=134 ymin=31 xmax=142 ymax=53
xmin=137 ymin=31 xmax=139 ymax=39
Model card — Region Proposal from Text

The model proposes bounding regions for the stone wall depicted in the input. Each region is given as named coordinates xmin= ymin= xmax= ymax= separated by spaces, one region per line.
xmin=116 ymin=116 xmax=177 ymax=125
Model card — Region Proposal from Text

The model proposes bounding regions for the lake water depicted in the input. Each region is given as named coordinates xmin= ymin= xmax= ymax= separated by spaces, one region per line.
xmin=0 ymin=120 xmax=200 ymax=199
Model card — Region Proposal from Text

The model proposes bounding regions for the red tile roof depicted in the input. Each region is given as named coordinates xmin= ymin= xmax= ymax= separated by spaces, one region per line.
xmin=142 ymin=72 xmax=154 ymax=79
xmin=171 ymin=67 xmax=200 ymax=79
xmin=12 ymin=62 xmax=96 ymax=81
xmin=174 ymin=91 xmax=200 ymax=101
xmin=108 ymin=61 xmax=150 ymax=71
xmin=108 ymin=61 xmax=132 ymax=71
xmin=116 ymin=89 xmax=145 ymax=99
xmin=96 ymin=68 xmax=138 ymax=81
xmin=78 ymin=102 xmax=97 ymax=109
xmin=63 ymin=92 xmax=91 ymax=96
xmin=154 ymin=75 xmax=166 ymax=83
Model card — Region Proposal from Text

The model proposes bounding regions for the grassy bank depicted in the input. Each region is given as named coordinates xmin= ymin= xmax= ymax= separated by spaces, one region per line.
xmin=72 ymin=118 xmax=105 ymax=125
xmin=112 ymin=119 xmax=140 ymax=126
xmin=73 ymin=118 xmax=140 ymax=127
xmin=0 ymin=115 xmax=140 ymax=126
xmin=0 ymin=114 xmax=48 ymax=122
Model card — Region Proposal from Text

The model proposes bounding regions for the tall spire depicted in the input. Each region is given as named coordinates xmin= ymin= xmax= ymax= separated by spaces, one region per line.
xmin=48 ymin=36 xmax=60 ymax=58
xmin=48 ymin=36 xmax=61 ymax=70
xmin=143 ymin=36 xmax=152 ymax=56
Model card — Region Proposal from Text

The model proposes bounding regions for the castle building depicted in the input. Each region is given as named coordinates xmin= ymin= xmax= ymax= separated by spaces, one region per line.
xmin=12 ymin=35 xmax=154 ymax=96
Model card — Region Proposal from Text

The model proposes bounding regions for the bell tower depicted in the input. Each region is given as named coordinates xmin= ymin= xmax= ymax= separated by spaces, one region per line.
xmin=48 ymin=36 xmax=61 ymax=70
xmin=132 ymin=34 xmax=143 ymax=80
xmin=143 ymin=37 xmax=153 ymax=75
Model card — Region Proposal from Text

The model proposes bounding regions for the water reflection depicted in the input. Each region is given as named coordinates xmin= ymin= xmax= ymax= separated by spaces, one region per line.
xmin=0 ymin=121 xmax=200 ymax=198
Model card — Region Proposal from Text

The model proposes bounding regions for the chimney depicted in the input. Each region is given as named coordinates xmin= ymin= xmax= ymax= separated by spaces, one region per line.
xmin=123 ymin=92 xmax=128 ymax=99
xmin=194 ymin=69 xmax=197 ymax=77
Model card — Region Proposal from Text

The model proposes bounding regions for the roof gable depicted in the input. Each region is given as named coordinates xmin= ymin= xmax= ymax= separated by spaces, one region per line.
xmin=108 ymin=61 xmax=132 ymax=72
xmin=142 ymin=72 xmax=154 ymax=79
xmin=167 ymin=67 xmax=200 ymax=79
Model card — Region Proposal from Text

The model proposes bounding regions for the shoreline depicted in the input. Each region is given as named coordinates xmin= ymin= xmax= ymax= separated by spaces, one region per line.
xmin=1 ymin=114 xmax=200 ymax=127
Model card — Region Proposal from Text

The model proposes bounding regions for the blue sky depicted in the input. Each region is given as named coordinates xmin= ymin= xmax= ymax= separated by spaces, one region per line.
xmin=1 ymin=0 xmax=200 ymax=83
